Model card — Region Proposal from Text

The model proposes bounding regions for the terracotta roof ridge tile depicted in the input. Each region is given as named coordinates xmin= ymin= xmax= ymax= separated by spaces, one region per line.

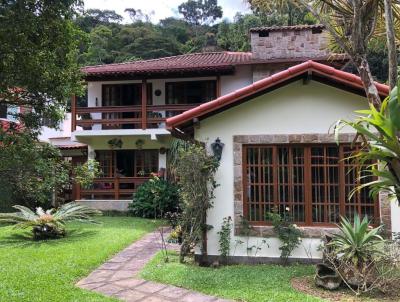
xmin=250 ymin=24 xmax=325 ymax=32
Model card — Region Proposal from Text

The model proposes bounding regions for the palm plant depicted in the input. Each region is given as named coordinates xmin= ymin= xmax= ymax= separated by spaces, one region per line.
xmin=0 ymin=202 xmax=102 ymax=240
xmin=328 ymin=215 xmax=384 ymax=265
xmin=334 ymin=84 xmax=400 ymax=201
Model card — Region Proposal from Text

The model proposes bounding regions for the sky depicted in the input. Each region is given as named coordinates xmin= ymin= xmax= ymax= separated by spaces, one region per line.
xmin=84 ymin=0 xmax=251 ymax=23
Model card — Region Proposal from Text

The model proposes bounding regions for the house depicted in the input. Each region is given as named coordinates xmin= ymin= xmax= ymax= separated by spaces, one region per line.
xmin=71 ymin=24 xmax=347 ymax=211
xmin=166 ymin=60 xmax=400 ymax=263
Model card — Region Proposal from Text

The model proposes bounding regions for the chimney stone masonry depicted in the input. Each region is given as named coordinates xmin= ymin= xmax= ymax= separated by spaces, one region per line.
xmin=250 ymin=25 xmax=330 ymax=60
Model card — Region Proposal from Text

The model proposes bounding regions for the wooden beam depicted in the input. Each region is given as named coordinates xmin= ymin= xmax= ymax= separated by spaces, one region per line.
xmin=141 ymin=79 xmax=147 ymax=130
xmin=216 ymin=75 xmax=221 ymax=97
xmin=71 ymin=95 xmax=77 ymax=131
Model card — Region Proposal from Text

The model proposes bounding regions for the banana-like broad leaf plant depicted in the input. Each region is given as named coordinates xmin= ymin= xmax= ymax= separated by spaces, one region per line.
xmin=0 ymin=202 xmax=102 ymax=240
xmin=334 ymin=83 xmax=400 ymax=201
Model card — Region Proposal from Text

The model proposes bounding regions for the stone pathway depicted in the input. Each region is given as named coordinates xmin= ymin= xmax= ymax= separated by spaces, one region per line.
xmin=76 ymin=229 xmax=232 ymax=302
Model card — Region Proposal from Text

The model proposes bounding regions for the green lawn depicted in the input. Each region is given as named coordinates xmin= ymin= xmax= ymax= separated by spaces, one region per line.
xmin=141 ymin=252 xmax=324 ymax=302
xmin=0 ymin=216 xmax=161 ymax=302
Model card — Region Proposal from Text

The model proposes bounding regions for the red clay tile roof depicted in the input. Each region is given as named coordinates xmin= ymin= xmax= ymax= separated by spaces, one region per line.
xmin=82 ymin=52 xmax=253 ymax=77
xmin=250 ymin=24 xmax=325 ymax=32
xmin=81 ymin=51 xmax=347 ymax=78
xmin=166 ymin=60 xmax=389 ymax=129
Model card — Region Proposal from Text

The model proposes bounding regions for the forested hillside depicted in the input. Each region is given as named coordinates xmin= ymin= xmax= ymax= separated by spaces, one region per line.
xmin=76 ymin=0 xmax=388 ymax=82
xmin=75 ymin=0 xmax=315 ymax=65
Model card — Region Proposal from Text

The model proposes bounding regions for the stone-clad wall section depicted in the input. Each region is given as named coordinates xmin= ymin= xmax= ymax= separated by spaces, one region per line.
xmin=251 ymin=29 xmax=330 ymax=60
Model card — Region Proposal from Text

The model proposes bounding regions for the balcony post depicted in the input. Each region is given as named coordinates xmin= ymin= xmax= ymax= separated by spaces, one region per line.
xmin=76 ymin=183 xmax=81 ymax=200
xmin=141 ymin=79 xmax=147 ymax=129
xmin=115 ymin=177 xmax=120 ymax=200
xmin=216 ymin=75 xmax=221 ymax=98
xmin=71 ymin=95 xmax=77 ymax=131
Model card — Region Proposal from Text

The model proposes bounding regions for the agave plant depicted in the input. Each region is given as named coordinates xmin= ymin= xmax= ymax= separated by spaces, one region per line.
xmin=328 ymin=214 xmax=384 ymax=266
xmin=0 ymin=202 xmax=102 ymax=240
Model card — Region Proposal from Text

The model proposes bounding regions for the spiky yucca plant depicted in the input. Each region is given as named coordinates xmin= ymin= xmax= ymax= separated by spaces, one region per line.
xmin=0 ymin=202 xmax=102 ymax=240
xmin=328 ymin=215 xmax=384 ymax=266
xmin=325 ymin=214 xmax=385 ymax=290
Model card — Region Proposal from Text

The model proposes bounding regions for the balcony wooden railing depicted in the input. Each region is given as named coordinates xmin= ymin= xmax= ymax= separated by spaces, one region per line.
xmin=72 ymin=104 xmax=199 ymax=131
xmin=76 ymin=177 xmax=150 ymax=200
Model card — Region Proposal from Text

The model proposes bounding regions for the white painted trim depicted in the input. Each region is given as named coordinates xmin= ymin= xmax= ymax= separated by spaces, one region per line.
xmin=76 ymin=199 xmax=131 ymax=202
xmin=72 ymin=128 xmax=171 ymax=141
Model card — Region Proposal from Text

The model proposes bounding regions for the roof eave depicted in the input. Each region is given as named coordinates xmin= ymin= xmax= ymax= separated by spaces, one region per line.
xmin=166 ymin=60 xmax=389 ymax=130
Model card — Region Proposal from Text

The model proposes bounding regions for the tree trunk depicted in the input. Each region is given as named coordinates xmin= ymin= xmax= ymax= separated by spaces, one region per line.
xmin=353 ymin=54 xmax=382 ymax=109
xmin=199 ymin=210 xmax=208 ymax=266
xmin=384 ymin=0 xmax=398 ymax=90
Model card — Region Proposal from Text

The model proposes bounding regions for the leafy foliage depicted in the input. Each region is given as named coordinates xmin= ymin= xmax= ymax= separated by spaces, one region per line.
xmin=0 ymin=0 xmax=84 ymax=131
xmin=178 ymin=0 xmax=223 ymax=25
xmin=0 ymin=130 xmax=100 ymax=209
xmin=217 ymin=216 xmax=232 ymax=259
xmin=268 ymin=210 xmax=302 ymax=264
xmin=173 ymin=142 xmax=219 ymax=263
xmin=128 ymin=176 xmax=180 ymax=219
xmin=334 ymin=84 xmax=400 ymax=201
xmin=0 ymin=202 xmax=102 ymax=240
xmin=248 ymin=1 xmax=315 ymax=26
xmin=327 ymin=215 xmax=384 ymax=266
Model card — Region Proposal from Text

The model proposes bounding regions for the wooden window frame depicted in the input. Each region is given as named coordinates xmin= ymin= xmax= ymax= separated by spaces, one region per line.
xmin=165 ymin=80 xmax=217 ymax=105
xmin=242 ymin=143 xmax=379 ymax=227
xmin=102 ymin=83 xmax=153 ymax=106
xmin=96 ymin=149 xmax=159 ymax=178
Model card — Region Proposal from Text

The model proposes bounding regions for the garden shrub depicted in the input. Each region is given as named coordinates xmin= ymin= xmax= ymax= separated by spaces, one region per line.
xmin=173 ymin=141 xmax=219 ymax=264
xmin=218 ymin=216 xmax=232 ymax=261
xmin=268 ymin=210 xmax=302 ymax=264
xmin=128 ymin=176 xmax=180 ymax=219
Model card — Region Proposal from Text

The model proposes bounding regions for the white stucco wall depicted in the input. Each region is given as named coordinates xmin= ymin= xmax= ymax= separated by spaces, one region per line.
xmin=194 ymin=80 xmax=371 ymax=259
xmin=220 ymin=65 xmax=253 ymax=95
xmin=391 ymin=200 xmax=400 ymax=234
xmin=39 ymin=113 xmax=77 ymax=142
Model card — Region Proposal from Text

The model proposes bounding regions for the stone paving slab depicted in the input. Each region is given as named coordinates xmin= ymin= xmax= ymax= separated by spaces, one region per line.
xmin=76 ymin=229 xmax=233 ymax=302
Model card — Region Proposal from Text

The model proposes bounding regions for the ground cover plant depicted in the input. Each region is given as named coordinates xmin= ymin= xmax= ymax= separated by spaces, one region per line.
xmin=141 ymin=251 xmax=321 ymax=302
xmin=0 ymin=216 xmax=161 ymax=302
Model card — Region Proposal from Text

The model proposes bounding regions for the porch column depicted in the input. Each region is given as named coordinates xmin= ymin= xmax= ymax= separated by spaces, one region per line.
xmin=141 ymin=79 xmax=147 ymax=130
xmin=216 ymin=76 xmax=221 ymax=97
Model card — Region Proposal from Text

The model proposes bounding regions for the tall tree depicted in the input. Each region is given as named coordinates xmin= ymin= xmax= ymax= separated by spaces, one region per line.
xmin=249 ymin=1 xmax=314 ymax=26
xmin=0 ymin=0 xmax=84 ymax=132
xmin=125 ymin=8 xmax=154 ymax=23
xmin=0 ymin=1 xmax=93 ymax=210
xmin=178 ymin=0 xmax=223 ymax=25
xmin=75 ymin=9 xmax=123 ymax=32
xmin=383 ymin=0 xmax=398 ymax=89
xmin=249 ymin=0 xmax=400 ymax=108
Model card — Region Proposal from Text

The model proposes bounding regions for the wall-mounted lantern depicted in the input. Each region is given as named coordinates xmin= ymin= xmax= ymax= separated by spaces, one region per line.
xmin=211 ymin=137 xmax=224 ymax=161
xmin=155 ymin=89 xmax=162 ymax=97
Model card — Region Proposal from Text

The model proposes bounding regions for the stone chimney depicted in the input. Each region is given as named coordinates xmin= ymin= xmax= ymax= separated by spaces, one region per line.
xmin=250 ymin=25 xmax=330 ymax=60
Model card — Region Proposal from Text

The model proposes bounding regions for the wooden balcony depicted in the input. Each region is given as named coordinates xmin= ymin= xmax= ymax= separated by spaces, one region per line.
xmin=71 ymin=104 xmax=199 ymax=131
xmin=75 ymin=177 xmax=150 ymax=200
